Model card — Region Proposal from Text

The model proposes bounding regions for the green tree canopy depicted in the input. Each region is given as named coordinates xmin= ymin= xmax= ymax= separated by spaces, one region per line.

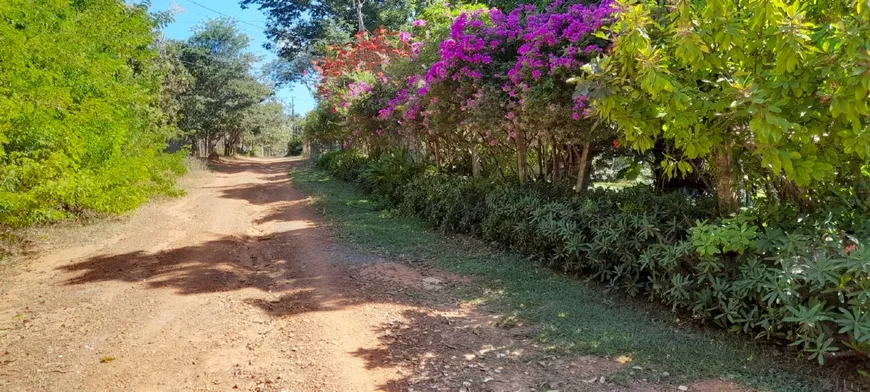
xmin=578 ymin=0 xmax=870 ymax=214
xmin=176 ymin=18 xmax=281 ymax=156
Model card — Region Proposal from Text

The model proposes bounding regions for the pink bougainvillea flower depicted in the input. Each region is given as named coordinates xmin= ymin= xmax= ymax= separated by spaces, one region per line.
xmin=372 ymin=1 xmax=615 ymax=135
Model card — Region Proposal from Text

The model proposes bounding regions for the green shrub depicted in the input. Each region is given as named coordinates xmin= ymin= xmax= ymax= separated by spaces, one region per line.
xmin=358 ymin=151 xmax=430 ymax=206
xmin=286 ymin=136 xmax=304 ymax=156
xmin=317 ymin=149 xmax=870 ymax=365
xmin=686 ymin=205 xmax=870 ymax=364
xmin=0 ymin=1 xmax=183 ymax=227
xmin=400 ymin=173 xmax=489 ymax=233
xmin=315 ymin=150 xmax=371 ymax=182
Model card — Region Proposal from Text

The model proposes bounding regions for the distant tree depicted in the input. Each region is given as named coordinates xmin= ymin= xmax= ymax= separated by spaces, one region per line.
xmin=243 ymin=99 xmax=292 ymax=156
xmin=176 ymin=18 xmax=276 ymax=156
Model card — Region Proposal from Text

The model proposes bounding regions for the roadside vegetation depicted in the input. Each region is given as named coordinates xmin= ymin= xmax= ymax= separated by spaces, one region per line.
xmin=292 ymin=163 xmax=842 ymax=391
xmin=291 ymin=0 xmax=870 ymax=380
xmin=0 ymin=2 xmax=297 ymax=231
xmin=0 ymin=1 xmax=184 ymax=228
xmin=3 ymin=0 xmax=870 ymax=386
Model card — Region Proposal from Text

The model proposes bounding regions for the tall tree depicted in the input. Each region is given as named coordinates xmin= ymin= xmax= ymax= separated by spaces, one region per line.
xmin=578 ymin=0 xmax=870 ymax=215
xmin=240 ymin=0 xmax=416 ymax=84
xmin=177 ymin=18 xmax=274 ymax=155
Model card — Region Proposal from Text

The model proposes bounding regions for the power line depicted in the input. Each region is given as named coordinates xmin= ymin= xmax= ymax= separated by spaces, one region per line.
xmin=179 ymin=0 xmax=268 ymax=30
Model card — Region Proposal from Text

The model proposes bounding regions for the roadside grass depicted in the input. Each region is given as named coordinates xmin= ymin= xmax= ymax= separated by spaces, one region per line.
xmin=291 ymin=164 xmax=834 ymax=392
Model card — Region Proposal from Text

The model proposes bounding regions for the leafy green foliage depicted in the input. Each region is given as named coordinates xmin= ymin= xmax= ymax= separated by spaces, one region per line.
xmin=292 ymin=162 xmax=833 ymax=392
xmin=358 ymin=151 xmax=429 ymax=206
xmin=0 ymin=0 xmax=184 ymax=227
xmin=301 ymin=105 xmax=344 ymax=149
xmin=175 ymin=18 xmax=290 ymax=157
xmin=578 ymin=0 xmax=870 ymax=211
xmin=316 ymin=150 xmax=372 ymax=182
xmin=689 ymin=203 xmax=870 ymax=364
xmin=319 ymin=149 xmax=870 ymax=368
xmin=242 ymin=100 xmax=292 ymax=156
xmin=286 ymin=136 xmax=304 ymax=156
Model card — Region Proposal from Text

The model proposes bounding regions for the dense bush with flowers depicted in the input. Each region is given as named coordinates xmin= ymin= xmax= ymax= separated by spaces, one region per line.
xmin=302 ymin=0 xmax=870 ymax=370
xmin=306 ymin=29 xmax=413 ymax=150
xmin=312 ymin=1 xmax=617 ymax=184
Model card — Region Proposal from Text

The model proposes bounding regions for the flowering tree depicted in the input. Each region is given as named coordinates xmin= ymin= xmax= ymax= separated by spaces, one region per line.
xmin=370 ymin=1 xmax=616 ymax=185
xmin=493 ymin=0 xmax=614 ymax=186
xmin=311 ymin=28 xmax=411 ymax=101
xmin=309 ymin=28 xmax=413 ymax=150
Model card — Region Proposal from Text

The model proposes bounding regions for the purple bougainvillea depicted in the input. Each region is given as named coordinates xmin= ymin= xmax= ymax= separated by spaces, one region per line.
xmin=379 ymin=0 xmax=614 ymax=135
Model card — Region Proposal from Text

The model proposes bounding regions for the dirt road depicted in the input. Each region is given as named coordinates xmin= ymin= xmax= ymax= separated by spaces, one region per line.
xmin=0 ymin=158 xmax=736 ymax=392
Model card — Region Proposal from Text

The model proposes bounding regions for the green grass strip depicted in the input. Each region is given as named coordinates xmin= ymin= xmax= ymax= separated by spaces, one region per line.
xmin=291 ymin=165 xmax=829 ymax=392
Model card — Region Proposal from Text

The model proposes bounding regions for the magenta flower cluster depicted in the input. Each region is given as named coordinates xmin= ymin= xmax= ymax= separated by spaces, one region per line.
xmin=377 ymin=1 xmax=614 ymax=141
xmin=347 ymin=81 xmax=372 ymax=99
xmin=499 ymin=1 xmax=612 ymax=88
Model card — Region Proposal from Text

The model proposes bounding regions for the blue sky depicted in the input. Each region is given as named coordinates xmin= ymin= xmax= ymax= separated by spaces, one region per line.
xmin=147 ymin=0 xmax=316 ymax=115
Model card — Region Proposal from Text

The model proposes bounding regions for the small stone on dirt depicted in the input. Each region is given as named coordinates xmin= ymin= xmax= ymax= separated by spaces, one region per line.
xmin=678 ymin=386 xmax=689 ymax=391
xmin=422 ymin=277 xmax=444 ymax=290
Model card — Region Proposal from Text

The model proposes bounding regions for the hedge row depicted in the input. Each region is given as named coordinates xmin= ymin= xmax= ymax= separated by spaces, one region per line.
xmin=316 ymin=150 xmax=870 ymax=365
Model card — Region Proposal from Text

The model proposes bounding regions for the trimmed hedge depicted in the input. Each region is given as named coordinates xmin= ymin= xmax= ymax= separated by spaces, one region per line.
xmin=316 ymin=150 xmax=870 ymax=366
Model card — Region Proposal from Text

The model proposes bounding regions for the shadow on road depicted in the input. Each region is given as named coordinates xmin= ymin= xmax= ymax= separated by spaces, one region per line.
xmin=51 ymin=157 xmax=660 ymax=392
xmin=56 ymin=157 xmax=489 ymax=391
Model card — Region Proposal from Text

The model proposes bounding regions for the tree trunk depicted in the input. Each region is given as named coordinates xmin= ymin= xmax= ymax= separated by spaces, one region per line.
xmin=515 ymin=130 xmax=528 ymax=184
xmin=433 ymin=140 xmax=442 ymax=168
xmin=575 ymin=142 xmax=592 ymax=192
xmin=552 ymin=138 xmax=560 ymax=182
xmin=471 ymin=146 xmax=481 ymax=177
xmin=355 ymin=0 xmax=366 ymax=32
xmin=711 ymin=144 xmax=739 ymax=215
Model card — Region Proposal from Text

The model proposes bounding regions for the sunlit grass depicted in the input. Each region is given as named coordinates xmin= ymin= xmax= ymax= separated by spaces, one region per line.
xmin=291 ymin=164 xmax=828 ymax=392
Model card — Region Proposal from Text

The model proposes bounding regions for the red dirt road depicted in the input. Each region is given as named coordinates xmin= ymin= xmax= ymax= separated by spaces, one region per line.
xmin=0 ymin=158 xmax=743 ymax=392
